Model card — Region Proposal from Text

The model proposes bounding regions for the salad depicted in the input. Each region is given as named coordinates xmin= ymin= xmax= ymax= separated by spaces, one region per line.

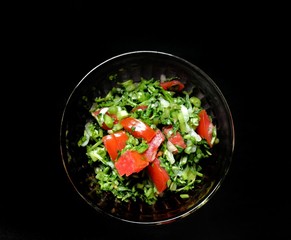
xmin=78 ymin=75 xmax=219 ymax=205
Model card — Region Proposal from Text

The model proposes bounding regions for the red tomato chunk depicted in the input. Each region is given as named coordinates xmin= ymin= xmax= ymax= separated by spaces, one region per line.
xmin=147 ymin=158 xmax=170 ymax=193
xmin=196 ymin=109 xmax=214 ymax=147
xmin=115 ymin=150 xmax=149 ymax=177
xmin=102 ymin=131 xmax=128 ymax=161
xmin=121 ymin=117 xmax=156 ymax=142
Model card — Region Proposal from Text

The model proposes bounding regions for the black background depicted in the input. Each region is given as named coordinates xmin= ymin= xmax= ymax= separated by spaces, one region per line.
xmin=1 ymin=2 xmax=289 ymax=239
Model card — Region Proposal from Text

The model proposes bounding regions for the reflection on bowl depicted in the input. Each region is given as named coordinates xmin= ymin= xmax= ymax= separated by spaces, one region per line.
xmin=60 ymin=51 xmax=235 ymax=225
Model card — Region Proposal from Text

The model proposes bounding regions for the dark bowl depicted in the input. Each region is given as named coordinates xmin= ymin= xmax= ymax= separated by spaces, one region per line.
xmin=60 ymin=50 xmax=235 ymax=225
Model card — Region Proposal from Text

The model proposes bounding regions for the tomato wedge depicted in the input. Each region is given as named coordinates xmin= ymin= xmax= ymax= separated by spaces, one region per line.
xmin=160 ymin=80 xmax=185 ymax=91
xmin=142 ymin=129 xmax=165 ymax=162
xmin=102 ymin=131 xmax=128 ymax=161
xmin=114 ymin=150 xmax=149 ymax=177
xmin=120 ymin=117 xmax=156 ymax=142
xmin=196 ymin=109 xmax=214 ymax=147
xmin=163 ymin=125 xmax=187 ymax=151
xmin=147 ymin=158 xmax=170 ymax=193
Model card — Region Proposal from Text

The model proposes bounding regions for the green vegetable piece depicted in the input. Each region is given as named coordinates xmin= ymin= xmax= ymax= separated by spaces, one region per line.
xmin=104 ymin=114 xmax=114 ymax=129
xmin=190 ymin=96 xmax=201 ymax=107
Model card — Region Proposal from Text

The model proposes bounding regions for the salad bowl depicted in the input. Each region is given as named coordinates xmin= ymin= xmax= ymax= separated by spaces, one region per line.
xmin=60 ymin=50 xmax=235 ymax=225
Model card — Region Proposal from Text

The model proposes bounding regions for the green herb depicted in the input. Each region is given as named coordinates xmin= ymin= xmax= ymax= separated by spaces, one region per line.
xmin=78 ymin=77 xmax=218 ymax=205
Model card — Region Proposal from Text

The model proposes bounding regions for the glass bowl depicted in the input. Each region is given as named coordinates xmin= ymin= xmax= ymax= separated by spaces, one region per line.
xmin=60 ymin=50 xmax=235 ymax=225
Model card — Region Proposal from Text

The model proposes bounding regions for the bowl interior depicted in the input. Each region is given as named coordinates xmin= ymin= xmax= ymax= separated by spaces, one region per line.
xmin=60 ymin=51 xmax=235 ymax=225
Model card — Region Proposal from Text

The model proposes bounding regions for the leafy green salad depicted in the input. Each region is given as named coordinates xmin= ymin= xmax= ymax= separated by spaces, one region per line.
xmin=78 ymin=76 xmax=219 ymax=205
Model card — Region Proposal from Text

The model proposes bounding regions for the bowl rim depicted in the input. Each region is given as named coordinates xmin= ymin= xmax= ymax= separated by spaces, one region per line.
xmin=59 ymin=50 xmax=235 ymax=225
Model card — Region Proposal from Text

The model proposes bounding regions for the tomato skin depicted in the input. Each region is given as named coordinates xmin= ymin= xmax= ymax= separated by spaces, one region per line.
xmin=120 ymin=117 xmax=156 ymax=142
xmin=147 ymin=158 xmax=170 ymax=193
xmin=102 ymin=134 xmax=118 ymax=160
xmin=114 ymin=131 xmax=129 ymax=151
xmin=102 ymin=131 xmax=128 ymax=161
xmin=142 ymin=129 xmax=165 ymax=162
xmin=162 ymin=126 xmax=187 ymax=151
xmin=160 ymin=80 xmax=185 ymax=91
xmin=114 ymin=150 xmax=149 ymax=177
xmin=169 ymin=133 xmax=187 ymax=149
xmin=196 ymin=109 xmax=214 ymax=147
